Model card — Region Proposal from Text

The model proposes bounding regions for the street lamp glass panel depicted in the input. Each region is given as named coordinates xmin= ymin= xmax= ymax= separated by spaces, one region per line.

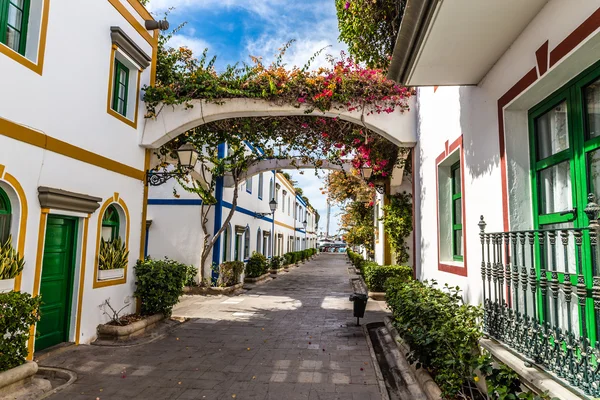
xmin=269 ymin=198 xmax=277 ymax=213
xmin=177 ymin=143 xmax=199 ymax=169
xmin=362 ymin=167 xmax=373 ymax=180
xmin=303 ymin=220 xmax=307 ymax=229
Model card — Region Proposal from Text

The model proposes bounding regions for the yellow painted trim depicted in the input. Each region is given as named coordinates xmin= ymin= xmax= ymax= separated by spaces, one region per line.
xmin=383 ymin=183 xmax=392 ymax=265
xmin=2 ymin=172 xmax=29 ymax=291
xmin=0 ymin=165 xmax=4 ymax=177
xmin=126 ymin=0 xmax=154 ymax=20
xmin=0 ymin=0 xmax=49 ymax=75
xmin=106 ymin=46 xmax=141 ymax=129
xmin=0 ymin=117 xmax=145 ymax=180
xmin=275 ymin=221 xmax=296 ymax=231
xmin=139 ymin=149 xmax=150 ymax=259
xmin=150 ymin=31 xmax=158 ymax=86
xmin=75 ymin=215 xmax=90 ymax=345
xmin=92 ymin=194 xmax=130 ymax=289
xmin=27 ymin=210 xmax=48 ymax=359
xmin=107 ymin=0 xmax=153 ymax=45
xmin=276 ymin=173 xmax=296 ymax=194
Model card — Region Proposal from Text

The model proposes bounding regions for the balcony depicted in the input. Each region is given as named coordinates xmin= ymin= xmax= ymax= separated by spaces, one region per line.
xmin=479 ymin=194 xmax=600 ymax=397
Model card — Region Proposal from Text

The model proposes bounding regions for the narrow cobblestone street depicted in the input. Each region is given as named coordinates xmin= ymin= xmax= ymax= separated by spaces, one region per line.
xmin=41 ymin=254 xmax=389 ymax=400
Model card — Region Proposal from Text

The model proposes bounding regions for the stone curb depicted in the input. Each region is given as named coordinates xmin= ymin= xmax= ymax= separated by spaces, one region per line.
xmin=244 ymin=272 xmax=271 ymax=283
xmin=36 ymin=367 xmax=78 ymax=399
xmin=383 ymin=316 xmax=442 ymax=400
xmin=97 ymin=313 xmax=165 ymax=339
xmin=368 ymin=291 xmax=386 ymax=301
xmin=0 ymin=361 xmax=38 ymax=395
xmin=184 ymin=283 xmax=244 ymax=295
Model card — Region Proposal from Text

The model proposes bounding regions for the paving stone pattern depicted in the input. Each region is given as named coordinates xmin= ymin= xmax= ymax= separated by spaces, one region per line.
xmin=42 ymin=254 xmax=389 ymax=400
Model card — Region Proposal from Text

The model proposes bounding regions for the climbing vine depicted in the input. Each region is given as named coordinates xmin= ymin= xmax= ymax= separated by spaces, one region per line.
xmin=382 ymin=191 xmax=412 ymax=264
xmin=335 ymin=0 xmax=406 ymax=69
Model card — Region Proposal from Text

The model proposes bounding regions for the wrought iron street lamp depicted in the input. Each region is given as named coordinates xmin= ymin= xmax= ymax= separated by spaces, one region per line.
xmin=146 ymin=143 xmax=199 ymax=186
xmin=303 ymin=219 xmax=307 ymax=250
xmin=255 ymin=198 xmax=277 ymax=218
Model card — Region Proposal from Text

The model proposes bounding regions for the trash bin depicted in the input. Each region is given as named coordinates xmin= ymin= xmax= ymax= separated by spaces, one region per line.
xmin=349 ymin=293 xmax=368 ymax=326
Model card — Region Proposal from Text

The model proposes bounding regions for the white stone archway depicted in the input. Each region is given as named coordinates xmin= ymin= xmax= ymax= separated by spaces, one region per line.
xmin=141 ymin=98 xmax=417 ymax=149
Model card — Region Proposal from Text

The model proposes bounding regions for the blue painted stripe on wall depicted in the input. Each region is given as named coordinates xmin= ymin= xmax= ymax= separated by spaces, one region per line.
xmin=212 ymin=143 xmax=226 ymax=280
xmin=222 ymin=201 xmax=273 ymax=223
xmin=148 ymin=199 xmax=203 ymax=205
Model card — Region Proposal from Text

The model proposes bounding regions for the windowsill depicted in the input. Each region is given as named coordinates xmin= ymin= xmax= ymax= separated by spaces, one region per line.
xmin=438 ymin=260 xmax=467 ymax=276
xmin=107 ymin=106 xmax=137 ymax=128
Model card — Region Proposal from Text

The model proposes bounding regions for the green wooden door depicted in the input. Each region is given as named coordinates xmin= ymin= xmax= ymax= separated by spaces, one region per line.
xmin=36 ymin=215 xmax=77 ymax=351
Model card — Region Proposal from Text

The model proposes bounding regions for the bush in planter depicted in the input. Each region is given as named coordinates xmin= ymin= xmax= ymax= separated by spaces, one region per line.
xmin=0 ymin=236 xmax=25 ymax=280
xmin=98 ymin=237 xmax=129 ymax=271
xmin=0 ymin=291 xmax=41 ymax=372
xmin=363 ymin=263 xmax=412 ymax=292
xmin=385 ymin=278 xmax=483 ymax=398
xmin=270 ymin=256 xmax=283 ymax=270
xmin=246 ymin=252 xmax=268 ymax=278
xmin=134 ymin=257 xmax=187 ymax=317
xmin=283 ymin=253 xmax=293 ymax=266
xmin=219 ymin=261 xmax=244 ymax=287
xmin=347 ymin=249 xmax=364 ymax=269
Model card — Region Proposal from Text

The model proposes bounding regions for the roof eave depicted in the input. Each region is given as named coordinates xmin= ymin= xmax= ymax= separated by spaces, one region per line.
xmin=387 ymin=0 xmax=441 ymax=84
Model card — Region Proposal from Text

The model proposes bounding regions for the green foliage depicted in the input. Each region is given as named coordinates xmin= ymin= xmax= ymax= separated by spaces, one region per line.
xmin=184 ymin=264 xmax=198 ymax=287
xmin=341 ymin=202 xmax=375 ymax=252
xmin=246 ymin=252 xmax=268 ymax=278
xmin=134 ymin=257 xmax=188 ymax=317
xmin=0 ymin=236 xmax=25 ymax=280
xmin=0 ymin=291 xmax=41 ymax=371
xmin=347 ymin=249 xmax=365 ymax=269
xmin=477 ymin=353 xmax=557 ymax=400
xmin=362 ymin=263 xmax=412 ymax=292
xmin=98 ymin=237 xmax=129 ymax=271
xmin=335 ymin=0 xmax=406 ymax=69
xmin=283 ymin=253 xmax=293 ymax=266
xmin=382 ymin=192 xmax=412 ymax=264
xmin=270 ymin=256 xmax=283 ymax=270
xmin=385 ymin=279 xmax=483 ymax=398
xmin=219 ymin=261 xmax=244 ymax=287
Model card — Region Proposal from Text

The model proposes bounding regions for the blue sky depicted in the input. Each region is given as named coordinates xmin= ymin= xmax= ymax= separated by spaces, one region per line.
xmin=147 ymin=0 xmax=346 ymax=234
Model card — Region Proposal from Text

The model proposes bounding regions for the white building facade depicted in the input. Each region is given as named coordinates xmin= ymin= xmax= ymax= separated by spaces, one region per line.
xmin=386 ymin=1 xmax=600 ymax=396
xmin=0 ymin=0 xmax=158 ymax=353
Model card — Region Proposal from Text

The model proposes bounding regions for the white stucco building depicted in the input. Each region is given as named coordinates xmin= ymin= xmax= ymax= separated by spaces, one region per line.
xmin=0 ymin=0 xmax=159 ymax=353
xmin=381 ymin=1 xmax=600 ymax=397
xmin=146 ymin=158 xmax=319 ymax=282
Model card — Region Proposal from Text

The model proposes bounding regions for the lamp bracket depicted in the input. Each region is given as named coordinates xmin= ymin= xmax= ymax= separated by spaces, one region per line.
xmin=146 ymin=169 xmax=190 ymax=186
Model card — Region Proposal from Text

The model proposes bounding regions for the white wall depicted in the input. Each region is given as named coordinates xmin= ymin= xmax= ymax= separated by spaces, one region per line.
xmin=414 ymin=0 xmax=600 ymax=305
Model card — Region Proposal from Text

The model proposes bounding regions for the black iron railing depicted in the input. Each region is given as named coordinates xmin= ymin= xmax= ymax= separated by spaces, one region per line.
xmin=479 ymin=195 xmax=600 ymax=396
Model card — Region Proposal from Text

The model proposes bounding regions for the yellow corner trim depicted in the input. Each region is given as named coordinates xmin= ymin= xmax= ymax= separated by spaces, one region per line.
xmin=0 ymin=0 xmax=49 ymax=75
xmin=75 ymin=215 xmax=90 ymax=345
xmin=276 ymin=173 xmax=296 ymax=194
xmin=139 ymin=149 xmax=150 ymax=259
xmin=27 ymin=210 xmax=48 ymax=359
xmin=92 ymin=194 xmax=130 ymax=289
xmin=150 ymin=31 xmax=158 ymax=86
xmin=106 ymin=47 xmax=141 ymax=129
xmin=126 ymin=0 xmax=154 ymax=21
xmin=2 ymin=172 xmax=29 ymax=292
xmin=107 ymin=0 xmax=153 ymax=46
xmin=0 ymin=117 xmax=145 ymax=180
xmin=0 ymin=165 xmax=4 ymax=178
xmin=275 ymin=221 xmax=296 ymax=231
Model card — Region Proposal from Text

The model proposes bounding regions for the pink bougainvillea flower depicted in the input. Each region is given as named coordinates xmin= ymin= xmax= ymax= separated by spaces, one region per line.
xmin=301 ymin=123 xmax=309 ymax=128
xmin=382 ymin=171 xmax=388 ymax=177
xmin=345 ymin=2 xmax=350 ymax=10
xmin=321 ymin=132 xmax=329 ymax=138
xmin=352 ymin=138 xmax=362 ymax=145
xmin=297 ymin=97 xmax=306 ymax=103
xmin=334 ymin=143 xmax=343 ymax=149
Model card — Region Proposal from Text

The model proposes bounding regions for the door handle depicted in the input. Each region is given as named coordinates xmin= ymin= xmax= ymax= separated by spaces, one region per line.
xmin=559 ymin=207 xmax=577 ymax=216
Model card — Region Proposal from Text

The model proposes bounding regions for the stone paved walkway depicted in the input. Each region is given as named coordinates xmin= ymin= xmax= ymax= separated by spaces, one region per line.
xmin=42 ymin=253 xmax=389 ymax=400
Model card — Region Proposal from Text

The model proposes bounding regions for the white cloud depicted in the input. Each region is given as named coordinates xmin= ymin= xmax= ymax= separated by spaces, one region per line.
xmin=166 ymin=34 xmax=211 ymax=57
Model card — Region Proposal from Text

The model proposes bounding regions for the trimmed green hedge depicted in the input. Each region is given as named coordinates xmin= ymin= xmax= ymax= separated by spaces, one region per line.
xmin=219 ymin=261 xmax=245 ymax=286
xmin=246 ymin=252 xmax=268 ymax=277
xmin=269 ymin=255 xmax=283 ymax=270
xmin=385 ymin=278 xmax=483 ymax=398
xmin=134 ymin=257 xmax=188 ymax=317
xmin=347 ymin=249 xmax=365 ymax=269
xmin=363 ymin=263 xmax=412 ymax=292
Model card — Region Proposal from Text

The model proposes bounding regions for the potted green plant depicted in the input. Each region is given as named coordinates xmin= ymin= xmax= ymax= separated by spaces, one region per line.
xmin=98 ymin=237 xmax=129 ymax=281
xmin=0 ymin=236 xmax=24 ymax=293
